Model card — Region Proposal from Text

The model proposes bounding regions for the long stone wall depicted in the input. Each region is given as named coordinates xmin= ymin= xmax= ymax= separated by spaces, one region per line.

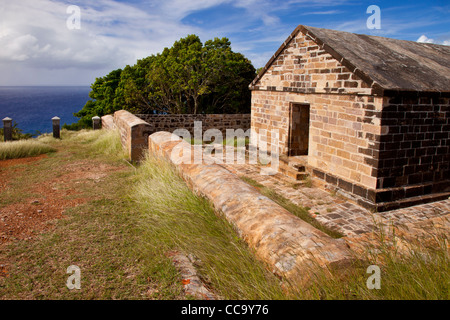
xmin=103 ymin=111 xmax=251 ymax=162
xmin=148 ymin=131 xmax=356 ymax=283
xmin=135 ymin=114 xmax=250 ymax=136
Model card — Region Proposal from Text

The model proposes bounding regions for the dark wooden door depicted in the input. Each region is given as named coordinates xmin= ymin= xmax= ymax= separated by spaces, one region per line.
xmin=288 ymin=103 xmax=310 ymax=156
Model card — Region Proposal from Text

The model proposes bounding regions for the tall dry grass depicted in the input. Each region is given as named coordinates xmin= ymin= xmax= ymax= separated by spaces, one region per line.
xmin=0 ymin=139 xmax=56 ymax=160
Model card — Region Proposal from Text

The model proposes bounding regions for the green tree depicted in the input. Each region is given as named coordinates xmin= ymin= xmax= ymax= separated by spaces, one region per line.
xmin=201 ymin=37 xmax=256 ymax=114
xmin=147 ymin=35 xmax=255 ymax=114
xmin=114 ymin=56 xmax=155 ymax=113
xmin=68 ymin=34 xmax=255 ymax=129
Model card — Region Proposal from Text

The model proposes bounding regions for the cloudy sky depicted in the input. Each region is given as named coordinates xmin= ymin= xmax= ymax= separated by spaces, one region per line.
xmin=0 ymin=0 xmax=449 ymax=86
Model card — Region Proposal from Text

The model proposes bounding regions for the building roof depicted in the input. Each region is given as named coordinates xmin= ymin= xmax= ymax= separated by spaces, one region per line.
xmin=251 ymin=25 xmax=450 ymax=94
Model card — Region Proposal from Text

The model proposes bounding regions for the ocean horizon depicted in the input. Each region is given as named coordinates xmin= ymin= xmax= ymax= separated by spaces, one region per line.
xmin=0 ymin=86 xmax=91 ymax=135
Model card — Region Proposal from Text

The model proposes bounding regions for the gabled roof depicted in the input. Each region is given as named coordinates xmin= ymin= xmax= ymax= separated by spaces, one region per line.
xmin=251 ymin=25 xmax=450 ymax=93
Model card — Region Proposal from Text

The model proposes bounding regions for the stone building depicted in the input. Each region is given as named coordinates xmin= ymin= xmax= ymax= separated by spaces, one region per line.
xmin=250 ymin=25 xmax=450 ymax=211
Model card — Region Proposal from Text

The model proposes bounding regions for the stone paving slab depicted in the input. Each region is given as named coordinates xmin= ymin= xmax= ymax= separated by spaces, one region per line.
xmin=149 ymin=132 xmax=357 ymax=283
xmin=223 ymin=163 xmax=450 ymax=239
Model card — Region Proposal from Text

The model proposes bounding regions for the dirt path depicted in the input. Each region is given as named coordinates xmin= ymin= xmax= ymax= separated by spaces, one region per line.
xmin=0 ymin=156 xmax=123 ymax=248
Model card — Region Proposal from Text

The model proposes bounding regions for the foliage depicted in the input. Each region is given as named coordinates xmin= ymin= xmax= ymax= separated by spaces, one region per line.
xmin=69 ymin=35 xmax=255 ymax=129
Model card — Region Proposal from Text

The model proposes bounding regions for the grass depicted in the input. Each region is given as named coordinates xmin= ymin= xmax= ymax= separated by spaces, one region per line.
xmin=239 ymin=176 xmax=344 ymax=239
xmin=0 ymin=128 xmax=448 ymax=300
xmin=131 ymin=153 xmax=294 ymax=299
xmin=0 ymin=139 xmax=56 ymax=160
xmin=305 ymin=228 xmax=449 ymax=299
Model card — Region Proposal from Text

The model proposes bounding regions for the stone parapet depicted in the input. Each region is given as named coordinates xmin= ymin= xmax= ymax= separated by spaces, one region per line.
xmin=101 ymin=115 xmax=115 ymax=130
xmin=148 ymin=131 xmax=357 ymax=283
xmin=136 ymin=114 xmax=250 ymax=136
xmin=113 ymin=110 xmax=154 ymax=162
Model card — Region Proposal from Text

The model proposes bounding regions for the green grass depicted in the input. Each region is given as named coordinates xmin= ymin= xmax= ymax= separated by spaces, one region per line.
xmin=1 ymin=128 xmax=448 ymax=300
xmin=0 ymin=139 xmax=56 ymax=160
xmin=239 ymin=176 xmax=344 ymax=239
xmin=305 ymin=229 xmax=449 ymax=299
xmin=131 ymin=154 xmax=294 ymax=299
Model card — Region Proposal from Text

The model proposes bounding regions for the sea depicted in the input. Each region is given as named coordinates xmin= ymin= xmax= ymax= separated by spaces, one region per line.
xmin=0 ymin=86 xmax=91 ymax=135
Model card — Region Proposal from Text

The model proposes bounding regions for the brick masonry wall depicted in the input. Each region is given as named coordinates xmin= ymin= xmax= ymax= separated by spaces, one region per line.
xmin=253 ymin=32 xmax=372 ymax=96
xmin=373 ymin=94 xmax=450 ymax=194
xmin=135 ymin=114 xmax=251 ymax=137
xmin=252 ymin=91 xmax=383 ymax=190
xmin=251 ymin=29 xmax=383 ymax=190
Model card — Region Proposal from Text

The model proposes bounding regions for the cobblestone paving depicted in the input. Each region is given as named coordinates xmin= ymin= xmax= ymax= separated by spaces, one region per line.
xmin=222 ymin=163 xmax=450 ymax=239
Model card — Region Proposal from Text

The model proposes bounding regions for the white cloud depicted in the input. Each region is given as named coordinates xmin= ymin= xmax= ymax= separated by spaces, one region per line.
xmin=302 ymin=10 xmax=343 ymax=15
xmin=0 ymin=0 xmax=207 ymax=75
xmin=0 ymin=0 xmax=294 ymax=85
xmin=5 ymin=0 xmax=447 ymax=85
xmin=417 ymin=34 xmax=434 ymax=43
xmin=416 ymin=34 xmax=450 ymax=46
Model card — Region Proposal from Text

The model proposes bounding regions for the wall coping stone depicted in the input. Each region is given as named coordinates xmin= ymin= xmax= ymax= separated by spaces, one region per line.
xmin=148 ymin=131 xmax=358 ymax=283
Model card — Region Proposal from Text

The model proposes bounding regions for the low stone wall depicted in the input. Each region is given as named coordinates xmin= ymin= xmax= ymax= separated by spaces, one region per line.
xmin=148 ymin=131 xmax=357 ymax=283
xmin=113 ymin=110 xmax=153 ymax=162
xmin=135 ymin=114 xmax=251 ymax=136
xmin=101 ymin=115 xmax=115 ymax=130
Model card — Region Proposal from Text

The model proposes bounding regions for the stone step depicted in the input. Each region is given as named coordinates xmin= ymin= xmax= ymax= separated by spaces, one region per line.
xmin=268 ymin=171 xmax=305 ymax=188
xmin=278 ymin=156 xmax=309 ymax=181
xmin=279 ymin=165 xmax=309 ymax=181
xmin=279 ymin=159 xmax=305 ymax=172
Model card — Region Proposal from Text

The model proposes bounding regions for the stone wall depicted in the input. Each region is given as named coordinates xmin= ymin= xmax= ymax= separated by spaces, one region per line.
xmin=251 ymin=91 xmax=383 ymax=191
xmin=372 ymin=93 xmax=450 ymax=202
xmin=135 ymin=114 xmax=250 ymax=136
xmin=101 ymin=115 xmax=115 ymax=130
xmin=113 ymin=110 xmax=153 ymax=162
xmin=104 ymin=111 xmax=251 ymax=162
xmin=250 ymin=29 xmax=381 ymax=190
xmin=252 ymin=31 xmax=373 ymax=95
xmin=148 ymin=131 xmax=356 ymax=283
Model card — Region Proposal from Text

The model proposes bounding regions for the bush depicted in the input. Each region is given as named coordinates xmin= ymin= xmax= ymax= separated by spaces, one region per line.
xmin=62 ymin=121 xmax=90 ymax=131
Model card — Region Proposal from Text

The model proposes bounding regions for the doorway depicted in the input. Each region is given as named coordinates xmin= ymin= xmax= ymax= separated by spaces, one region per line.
xmin=288 ymin=103 xmax=310 ymax=156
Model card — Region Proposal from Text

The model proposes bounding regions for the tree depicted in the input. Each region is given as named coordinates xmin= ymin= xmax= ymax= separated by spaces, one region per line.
xmin=147 ymin=35 xmax=255 ymax=114
xmin=201 ymin=37 xmax=256 ymax=114
xmin=114 ymin=56 xmax=155 ymax=113
xmin=69 ymin=34 xmax=256 ymax=129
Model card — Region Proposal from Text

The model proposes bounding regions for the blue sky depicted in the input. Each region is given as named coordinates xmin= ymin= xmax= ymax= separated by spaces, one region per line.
xmin=0 ymin=0 xmax=449 ymax=85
